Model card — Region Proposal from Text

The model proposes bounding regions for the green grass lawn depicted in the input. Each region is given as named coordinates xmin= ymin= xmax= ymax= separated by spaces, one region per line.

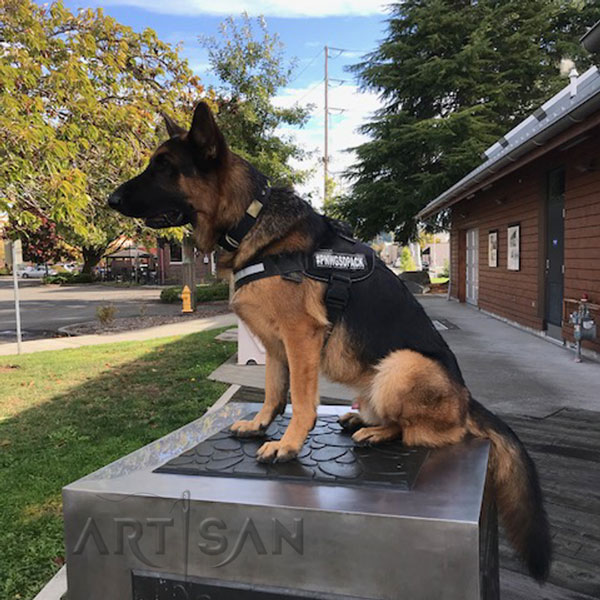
xmin=0 ymin=330 xmax=235 ymax=600
xmin=430 ymin=277 xmax=449 ymax=284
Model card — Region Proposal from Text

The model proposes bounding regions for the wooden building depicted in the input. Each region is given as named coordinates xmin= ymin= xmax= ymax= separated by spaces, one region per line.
xmin=156 ymin=239 xmax=213 ymax=285
xmin=418 ymin=26 xmax=600 ymax=355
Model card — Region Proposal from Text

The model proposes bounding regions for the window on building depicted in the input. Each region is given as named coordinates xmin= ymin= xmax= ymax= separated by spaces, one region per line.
xmin=169 ymin=242 xmax=182 ymax=263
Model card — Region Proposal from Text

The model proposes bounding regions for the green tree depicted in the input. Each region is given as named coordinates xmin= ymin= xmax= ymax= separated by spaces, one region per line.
xmin=6 ymin=216 xmax=74 ymax=266
xmin=337 ymin=0 xmax=600 ymax=242
xmin=201 ymin=14 xmax=311 ymax=185
xmin=322 ymin=174 xmax=345 ymax=217
xmin=398 ymin=246 xmax=416 ymax=272
xmin=0 ymin=0 xmax=205 ymax=272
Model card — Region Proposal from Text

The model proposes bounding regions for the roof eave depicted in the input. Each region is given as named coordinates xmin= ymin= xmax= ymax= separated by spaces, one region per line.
xmin=417 ymin=67 xmax=600 ymax=220
xmin=581 ymin=19 xmax=600 ymax=54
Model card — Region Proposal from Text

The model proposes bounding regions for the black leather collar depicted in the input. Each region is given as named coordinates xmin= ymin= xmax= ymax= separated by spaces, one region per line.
xmin=217 ymin=182 xmax=271 ymax=252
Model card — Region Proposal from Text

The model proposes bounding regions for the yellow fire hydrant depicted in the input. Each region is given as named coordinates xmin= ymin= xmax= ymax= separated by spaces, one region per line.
xmin=181 ymin=285 xmax=194 ymax=313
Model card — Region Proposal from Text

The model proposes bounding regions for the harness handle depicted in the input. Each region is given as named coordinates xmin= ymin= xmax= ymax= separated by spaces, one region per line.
xmin=325 ymin=273 xmax=352 ymax=323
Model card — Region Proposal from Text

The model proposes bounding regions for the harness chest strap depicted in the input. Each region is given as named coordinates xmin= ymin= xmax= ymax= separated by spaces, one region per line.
xmin=233 ymin=243 xmax=376 ymax=324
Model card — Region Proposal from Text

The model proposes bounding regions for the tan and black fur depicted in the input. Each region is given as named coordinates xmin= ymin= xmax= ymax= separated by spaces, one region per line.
xmin=109 ymin=102 xmax=552 ymax=582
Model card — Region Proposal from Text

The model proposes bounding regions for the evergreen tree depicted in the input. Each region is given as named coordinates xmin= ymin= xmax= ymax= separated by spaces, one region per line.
xmin=337 ymin=0 xmax=600 ymax=242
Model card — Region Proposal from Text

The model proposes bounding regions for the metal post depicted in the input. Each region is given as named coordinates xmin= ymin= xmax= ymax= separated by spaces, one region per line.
xmin=11 ymin=241 xmax=22 ymax=354
xmin=324 ymin=45 xmax=328 ymax=206
xmin=210 ymin=251 xmax=216 ymax=278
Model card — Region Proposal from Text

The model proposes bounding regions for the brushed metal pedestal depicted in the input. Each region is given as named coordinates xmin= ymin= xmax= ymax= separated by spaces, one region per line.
xmin=63 ymin=403 xmax=498 ymax=600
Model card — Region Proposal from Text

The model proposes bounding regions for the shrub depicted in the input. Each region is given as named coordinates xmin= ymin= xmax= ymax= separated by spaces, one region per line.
xmin=160 ymin=287 xmax=182 ymax=303
xmin=196 ymin=282 xmax=229 ymax=302
xmin=96 ymin=304 xmax=117 ymax=326
xmin=43 ymin=272 xmax=95 ymax=285
xmin=43 ymin=274 xmax=71 ymax=284
xmin=160 ymin=282 xmax=230 ymax=304
xmin=398 ymin=246 xmax=416 ymax=272
xmin=70 ymin=272 xmax=95 ymax=284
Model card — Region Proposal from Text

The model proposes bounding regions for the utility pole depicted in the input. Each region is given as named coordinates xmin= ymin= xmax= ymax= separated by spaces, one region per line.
xmin=324 ymin=45 xmax=328 ymax=205
xmin=323 ymin=46 xmax=346 ymax=207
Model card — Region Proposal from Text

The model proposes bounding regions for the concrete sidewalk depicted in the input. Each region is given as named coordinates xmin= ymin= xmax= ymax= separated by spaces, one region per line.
xmin=420 ymin=296 xmax=600 ymax=417
xmin=0 ymin=313 xmax=237 ymax=356
xmin=209 ymin=297 xmax=599 ymax=418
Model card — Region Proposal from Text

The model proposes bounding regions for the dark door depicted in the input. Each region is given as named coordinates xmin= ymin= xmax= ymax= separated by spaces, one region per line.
xmin=545 ymin=168 xmax=565 ymax=338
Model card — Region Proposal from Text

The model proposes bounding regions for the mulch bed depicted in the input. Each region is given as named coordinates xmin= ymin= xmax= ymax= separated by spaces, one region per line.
xmin=62 ymin=302 xmax=232 ymax=336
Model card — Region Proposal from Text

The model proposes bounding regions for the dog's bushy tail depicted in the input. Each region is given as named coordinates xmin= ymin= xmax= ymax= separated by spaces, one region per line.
xmin=466 ymin=397 xmax=551 ymax=581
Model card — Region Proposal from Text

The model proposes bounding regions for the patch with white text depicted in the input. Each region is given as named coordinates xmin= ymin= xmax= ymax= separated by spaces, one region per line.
xmin=313 ymin=251 xmax=367 ymax=271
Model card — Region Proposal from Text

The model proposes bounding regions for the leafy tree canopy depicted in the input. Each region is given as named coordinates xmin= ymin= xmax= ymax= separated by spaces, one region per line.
xmin=201 ymin=14 xmax=311 ymax=185
xmin=336 ymin=0 xmax=600 ymax=242
xmin=0 ymin=0 xmax=205 ymax=271
xmin=6 ymin=216 xmax=75 ymax=265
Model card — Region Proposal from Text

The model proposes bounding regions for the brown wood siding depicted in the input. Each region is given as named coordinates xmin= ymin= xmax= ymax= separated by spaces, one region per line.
xmin=449 ymin=121 xmax=600 ymax=353
xmin=450 ymin=163 xmax=544 ymax=330
xmin=562 ymin=136 xmax=600 ymax=353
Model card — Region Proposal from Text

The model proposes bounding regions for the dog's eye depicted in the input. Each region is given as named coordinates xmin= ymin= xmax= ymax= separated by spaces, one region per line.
xmin=153 ymin=154 xmax=176 ymax=174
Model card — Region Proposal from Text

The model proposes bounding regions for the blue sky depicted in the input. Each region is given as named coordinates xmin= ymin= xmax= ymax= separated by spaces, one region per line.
xmin=51 ymin=0 xmax=391 ymax=203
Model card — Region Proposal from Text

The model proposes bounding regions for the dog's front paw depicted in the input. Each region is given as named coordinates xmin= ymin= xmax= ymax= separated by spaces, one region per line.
xmin=230 ymin=419 xmax=267 ymax=438
xmin=338 ymin=411 xmax=365 ymax=433
xmin=352 ymin=425 xmax=401 ymax=446
xmin=256 ymin=440 xmax=299 ymax=463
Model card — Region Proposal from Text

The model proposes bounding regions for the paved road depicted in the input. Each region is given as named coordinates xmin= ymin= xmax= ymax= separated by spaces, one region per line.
xmin=0 ymin=278 xmax=179 ymax=343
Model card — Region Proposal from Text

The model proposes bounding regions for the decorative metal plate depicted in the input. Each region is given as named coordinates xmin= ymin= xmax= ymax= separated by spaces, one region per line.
xmin=155 ymin=414 xmax=428 ymax=490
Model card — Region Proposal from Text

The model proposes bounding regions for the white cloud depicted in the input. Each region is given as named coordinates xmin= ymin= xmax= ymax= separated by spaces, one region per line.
xmin=101 ymin=0 xmax=387 ymax=18
xmin=274 ymin=81 xmax=381 ymax=207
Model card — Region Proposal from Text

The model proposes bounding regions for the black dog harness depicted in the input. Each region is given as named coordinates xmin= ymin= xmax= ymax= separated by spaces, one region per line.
xmin=233 ymin=233 xmax=376 ymax=324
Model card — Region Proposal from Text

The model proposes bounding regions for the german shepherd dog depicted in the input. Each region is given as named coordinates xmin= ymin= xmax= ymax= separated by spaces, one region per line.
xmin=109 ymin=102 xmax=551 ymax=581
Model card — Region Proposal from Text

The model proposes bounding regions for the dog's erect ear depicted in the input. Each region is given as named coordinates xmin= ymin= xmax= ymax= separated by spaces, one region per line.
xmin=162 ymin=113 xmax=186 ymax=138
xmin=189 ymin=101 xmax=226 ymax=160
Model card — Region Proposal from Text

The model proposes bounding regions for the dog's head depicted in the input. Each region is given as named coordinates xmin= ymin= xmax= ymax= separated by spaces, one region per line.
xmin=108 ymin=102 xmax=241 ymax=252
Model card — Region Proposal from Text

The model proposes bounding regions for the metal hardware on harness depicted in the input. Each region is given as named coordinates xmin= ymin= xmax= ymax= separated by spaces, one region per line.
xmin=224 ymin=233 xmax=240 ymax=249
xmin=217 ymin=189 xmax=269 ymax=252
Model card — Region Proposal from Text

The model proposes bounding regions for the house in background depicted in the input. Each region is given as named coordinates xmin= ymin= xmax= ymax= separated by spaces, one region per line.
xmin=103 ymin=239 xmax=214 ymax=285
xmin=105 ymin=246 xmax=158 ymax=282
xmin=156 ymin=239 xmax=214 ymax=285
xmin=380 ymin=242 xmax=399 ymax=266
xmin=420 ymin=232 xmax=450 ymax=276
xmin=418 ymin=21 xmax=600 ymax=356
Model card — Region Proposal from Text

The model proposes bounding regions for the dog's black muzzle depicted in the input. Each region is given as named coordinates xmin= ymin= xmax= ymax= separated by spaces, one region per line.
xmin=107 ymin=190 xmax=123 ymax=211
xmin=107 ymin=189 xmax=192 ymax=229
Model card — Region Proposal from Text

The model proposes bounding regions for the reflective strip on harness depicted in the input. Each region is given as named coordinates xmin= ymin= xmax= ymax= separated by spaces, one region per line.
xmin=234 ymin=262 xmax=266 ymax=284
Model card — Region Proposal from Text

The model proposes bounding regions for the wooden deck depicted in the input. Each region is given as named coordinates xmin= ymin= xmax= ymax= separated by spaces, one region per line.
xmin=499 ymin=408 xmax=600 ymax=599
xmin=231 ymin=387 xmax=600 ymax=599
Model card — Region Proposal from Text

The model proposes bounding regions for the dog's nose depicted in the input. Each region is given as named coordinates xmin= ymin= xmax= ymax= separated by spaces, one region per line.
xmin=108 ymin=191 xmax=122 ymax=209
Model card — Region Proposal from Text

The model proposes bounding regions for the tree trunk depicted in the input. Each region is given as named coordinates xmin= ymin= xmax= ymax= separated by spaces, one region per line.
xmin=81 ymin=247 xmax=106 ymax=275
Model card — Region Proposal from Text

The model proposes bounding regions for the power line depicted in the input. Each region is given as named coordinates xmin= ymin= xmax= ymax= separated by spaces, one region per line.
xmin=288 ymin=48 xmax=324 ymax=85
xmin=295 ymin=78 xmax=325 ymax=103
